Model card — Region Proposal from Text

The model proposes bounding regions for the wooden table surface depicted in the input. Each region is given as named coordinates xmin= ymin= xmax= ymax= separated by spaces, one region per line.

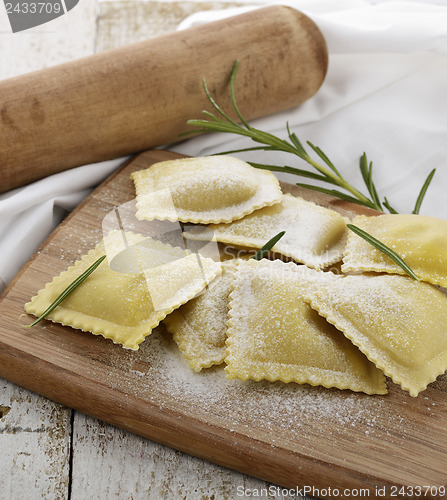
xmin=0 ymin=1 xmax=313 ymax=499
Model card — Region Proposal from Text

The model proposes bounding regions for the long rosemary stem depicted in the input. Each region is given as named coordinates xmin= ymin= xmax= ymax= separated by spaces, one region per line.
xmin=185 ymin=61 xmax=435 ymax=215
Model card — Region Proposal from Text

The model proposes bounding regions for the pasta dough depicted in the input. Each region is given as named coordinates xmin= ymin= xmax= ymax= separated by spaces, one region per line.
xmin=131 ymin=156 xmax=282 ymax=224
xmin=225 ymin=259 xmax=387 ymax=394
xmin=164 ymin=260 xmax=238 ymax=371
xmin=25 ymin=232 xmax=221 ymax=350
xmin=342 ymin=214 xmax=447 ymax=287
xmin=301 ymin=272 xmax=447 ymax=397
xmin=186 ymin=194 xmax=348 ymax=269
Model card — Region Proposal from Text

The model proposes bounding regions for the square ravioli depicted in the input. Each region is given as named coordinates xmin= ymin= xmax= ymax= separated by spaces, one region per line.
xmin=225 ymin=259 xmax=387 ymax=394
xmin=25 ymin=231 xmax=221 ymax=350
xmin=301 ymin=272 xmax=447 ymax=396
xmin=185 ymin=194 xmax=348 ymax=269
xmin=131 ymin=156 xmax=282 ymax=224
xmin=342 ymin=214 xmax=447 ymax=287
xmin=164 ymin=260 xmax=238 ymax=371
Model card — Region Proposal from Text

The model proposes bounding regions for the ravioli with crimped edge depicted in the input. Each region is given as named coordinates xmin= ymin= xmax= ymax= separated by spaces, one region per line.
xmin=225 ymin=259 xmax=387 ymax=395
xmin=25 ymin=231 xmax=221 ymax=350
xmin=186 ymin=194 xmax=348 ymax=269
xmin=301 ymin=271 xmax=447 ymax=397
xmin=164 ymin=260 xmax=239 ymax=371
xmin=131 ymin=156 xmax=282 ymax=224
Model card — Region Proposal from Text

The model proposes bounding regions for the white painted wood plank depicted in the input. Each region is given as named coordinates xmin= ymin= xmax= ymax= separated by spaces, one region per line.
xmin=95 ymin=0 xmax=250 ymax=52
xmin=0 ymin=0 xmax=98 ymax=80
xmin=0 ymin=379 xmax=71 ymax=500
xmin=101 ymin=0 xmax=268 ymax=4
xmin=70 ymin=412 xmax=304 ymax=500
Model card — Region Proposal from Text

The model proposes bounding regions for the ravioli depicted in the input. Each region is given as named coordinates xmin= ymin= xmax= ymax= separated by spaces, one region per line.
xmin=225 ymin=259 xmax=387 ymax=394
xmin=186 ymin=194 xmax=348 ymax=269
xmin=342 ymin=214 xmax=447 ymax=287
xmin=164 ymin=260 xmax=238 ymax=371
xmin=301 ymin=272 xmax=447 ymax=397
xmin=25 ymin=232 xmax=221 ymax=350
xmin=131 ymin=156 xmax=282 ymax=224
xmin=104 ymin=230 xmax=187 ymax=273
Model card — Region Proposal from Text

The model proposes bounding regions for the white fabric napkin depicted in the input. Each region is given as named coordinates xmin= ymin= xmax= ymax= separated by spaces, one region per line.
xmin=1 ymin=0 xmax=447 ymax=293
xmin=0 ymin=159 xmax=127 ymax=291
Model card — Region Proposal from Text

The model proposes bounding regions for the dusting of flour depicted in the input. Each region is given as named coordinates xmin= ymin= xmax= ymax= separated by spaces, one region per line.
xmin=108 ymin=326 xmax=416 ymax=447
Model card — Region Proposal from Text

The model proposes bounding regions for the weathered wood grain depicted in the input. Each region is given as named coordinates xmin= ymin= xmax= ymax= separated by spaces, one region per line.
xmin=70 ymin=412 xmax=302 ymax=500
xmin=0 ymin=0 xmax=97 ymax=80
xmin=0 ymin=380 xmax=71 ymax=500
xmin=1 ymin=149 xmax=446 ymax=498
xmin=96 ymin=1 xmax=246 ymax=52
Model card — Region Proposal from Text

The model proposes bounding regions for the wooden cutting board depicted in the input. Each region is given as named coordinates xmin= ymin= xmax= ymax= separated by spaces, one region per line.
xmin=0 ymin=150 xmax=446 ymax=498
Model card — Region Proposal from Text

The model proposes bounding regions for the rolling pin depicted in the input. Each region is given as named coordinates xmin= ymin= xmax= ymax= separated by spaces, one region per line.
xmin=0 ymin=5 xmax=328 ymax=193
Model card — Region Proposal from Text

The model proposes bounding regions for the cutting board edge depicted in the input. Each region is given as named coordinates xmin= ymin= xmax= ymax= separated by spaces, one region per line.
xmin=0 ymin=334 xmax=398 ymax=494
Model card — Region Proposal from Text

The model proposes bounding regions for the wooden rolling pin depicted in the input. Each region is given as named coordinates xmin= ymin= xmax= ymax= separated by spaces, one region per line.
xmin=0 ymin=6 xmax=328 ymax=192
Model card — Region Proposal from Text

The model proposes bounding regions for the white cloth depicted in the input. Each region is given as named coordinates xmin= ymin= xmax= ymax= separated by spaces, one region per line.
xmin=1 ymin=0 xmax=447 ymax=293
xmin=173 ymin=0 xmax=447 ymax=219
xmin=0 ymin=159 xmax=126 ymax=291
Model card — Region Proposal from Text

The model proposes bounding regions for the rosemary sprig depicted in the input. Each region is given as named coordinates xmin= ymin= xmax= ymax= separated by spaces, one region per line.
xmin=253 ymin=231 xmax=285 ymax=261
xmin=24 ymin=255 xmax=106 ymax=328
xmin=346 ymin=224 xmax=419 ymax=280
xmin=185 ymin=60 xmax=436 ymax=215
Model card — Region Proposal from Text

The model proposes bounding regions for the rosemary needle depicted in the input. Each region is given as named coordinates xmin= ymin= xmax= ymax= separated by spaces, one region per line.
xmin=25 ymin=254 xmax=106 ymax=328
xmin=346 ymin=224 xmax=419 ymax=280
xmin=412 ymin=168 xmax=436 ymax=215
xmin=253 ymin=231 xmax=285 ymax=261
